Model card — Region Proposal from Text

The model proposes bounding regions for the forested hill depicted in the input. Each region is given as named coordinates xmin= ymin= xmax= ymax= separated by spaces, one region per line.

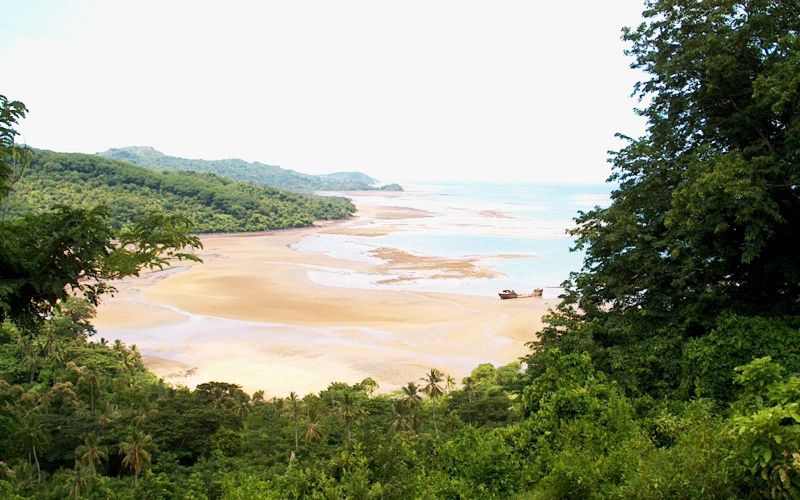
xmin=99 ymin=146 xmax=403 ymax=192
xmin=6 ymin=149 xmax=356 ymax=233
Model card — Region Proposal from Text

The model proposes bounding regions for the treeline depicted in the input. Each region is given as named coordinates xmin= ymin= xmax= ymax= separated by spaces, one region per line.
xmin=5 ymin=150 xmax=356 ymax=233
xmin=0 ymin=300 xmax=797 ymax=498
xmin=99 ymin=146 xmax=402 ymax=192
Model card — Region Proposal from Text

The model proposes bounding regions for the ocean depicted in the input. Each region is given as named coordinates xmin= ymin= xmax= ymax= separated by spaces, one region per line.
xmin=296 ymin=182 xmax=613 ymax=298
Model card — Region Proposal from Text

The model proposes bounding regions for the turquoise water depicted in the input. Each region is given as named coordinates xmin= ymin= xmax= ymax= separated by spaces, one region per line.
xmin=299 ymin=182 xmax=612 ymax=297
xmin=414 ymin=181 xmax=612 ymax=220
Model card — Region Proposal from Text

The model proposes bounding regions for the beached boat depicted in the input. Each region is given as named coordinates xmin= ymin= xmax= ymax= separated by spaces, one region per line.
xmin=498 ymin=288 xmax=543 ymax=299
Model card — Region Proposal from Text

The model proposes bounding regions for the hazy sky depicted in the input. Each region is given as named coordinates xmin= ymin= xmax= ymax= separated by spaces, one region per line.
xmin=2 ymin=1 xmax=647 ymax=183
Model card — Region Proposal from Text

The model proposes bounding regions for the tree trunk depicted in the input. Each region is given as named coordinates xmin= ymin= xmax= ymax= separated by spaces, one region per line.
xmin=32 ymin=444 xmax=41 ymax=482
xmin=294 ymin=427 xmax=298 ymax=452
xmin=432 ymin=404 xmax=439 ymax=439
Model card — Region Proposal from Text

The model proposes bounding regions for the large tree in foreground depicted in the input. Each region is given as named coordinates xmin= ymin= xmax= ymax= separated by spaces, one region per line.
xmin=528 ymin=0 xmax=800 ymax=397
xmin=0 ymin=94 xmax=202 ymax=329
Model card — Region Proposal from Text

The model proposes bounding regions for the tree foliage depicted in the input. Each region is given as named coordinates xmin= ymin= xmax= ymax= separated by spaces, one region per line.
xmin=529 ymin=0 xmax=800 ymax=398
xmin=99 ymin=146 xmax=401 ymax=192
xmin=7 ymin=150 xmax=356 ymax=235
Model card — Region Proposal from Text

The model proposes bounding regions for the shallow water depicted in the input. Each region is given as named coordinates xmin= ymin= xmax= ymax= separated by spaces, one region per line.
xmin=297 ymin=182 xmax=611 ymax=297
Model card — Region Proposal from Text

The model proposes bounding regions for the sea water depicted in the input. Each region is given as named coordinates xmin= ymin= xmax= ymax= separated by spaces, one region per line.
xmin=295 ymin=182 xmax=612 ymax=298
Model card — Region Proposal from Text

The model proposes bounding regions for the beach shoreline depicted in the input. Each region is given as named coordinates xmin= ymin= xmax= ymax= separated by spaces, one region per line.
xmin=93 ymin=200 xmax=552 ymax=396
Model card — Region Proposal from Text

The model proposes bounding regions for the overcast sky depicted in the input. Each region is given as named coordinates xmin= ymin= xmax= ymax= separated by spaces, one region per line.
xmin=2 ymin=0 xmax=647 ymax=183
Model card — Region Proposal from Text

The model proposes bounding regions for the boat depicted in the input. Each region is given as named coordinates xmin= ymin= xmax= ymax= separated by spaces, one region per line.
xmin=498 ymin=288 xmax=544 ymax=300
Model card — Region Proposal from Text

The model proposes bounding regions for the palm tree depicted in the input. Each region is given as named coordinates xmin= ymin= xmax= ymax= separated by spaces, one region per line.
xmin=75 ymin=434 xmax=107 ymax=473
xmin=19 ymin=420 xmax=45 ymax=482
xmin=119 ymin=429 xmax=155 ymax=485
xmin=421 ymin=369 xmax=445 ymax=438
xmin=98 ymin=401 xmax=120 ymax=426
xmin=287 ymin=392 xmax=301 ymax=452
xmin=48 ymin=340 xmax=67 ymax=366
xmin=113 ymin=339 xmax=124 ymax=354
xmin=19 ymin=337 xmax=40 ymax=383
xmin=121 ymin=350 xmax=135 ymax=371
xmin=64 ymin=465 xmax=91 ymax=500
xmin=336 ymin=392 xmax=362 ymax=443
xmin=400 ymin=382 xmax=422 ymax=433
xmin=303 ymin=406 xmax=326 ymax=443
xmin=445 ymin=375 xmax=456 ymax=393
xmin=389 ymin=400 xmax=413 ymax=434
xmin=131 ymin=405 xmax=156 ymax=427
xmin=78 ymin=366 xmax=101 ymax=414
xmin=463 ymin=376 xmax=476 ymax=403
xmin=400 ymin=382 xmax=422 ymax=413
xmin=41 ymin=326 xmax=58 ymax=358
xmin=233 ymin=398 xmax=250 ymax=418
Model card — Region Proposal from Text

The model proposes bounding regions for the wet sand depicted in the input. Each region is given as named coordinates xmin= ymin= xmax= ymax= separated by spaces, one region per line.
xmin=94 ymin=204 xmax=552 ymax=396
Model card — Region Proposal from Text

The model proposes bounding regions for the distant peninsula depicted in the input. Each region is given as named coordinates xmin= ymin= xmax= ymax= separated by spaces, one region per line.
xmin=99 ymin=146 xmax=403 ymax=192
xmin=8 ymin=149 xmax=356 ymax=234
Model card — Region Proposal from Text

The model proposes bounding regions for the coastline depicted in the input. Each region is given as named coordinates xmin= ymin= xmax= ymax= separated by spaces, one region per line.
xmin=93 ymin=201 xmax=553 ymax=396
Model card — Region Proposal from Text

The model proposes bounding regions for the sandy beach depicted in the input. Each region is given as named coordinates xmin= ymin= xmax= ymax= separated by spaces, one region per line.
xmin=94 ymin=200 xmax=554 ymax=397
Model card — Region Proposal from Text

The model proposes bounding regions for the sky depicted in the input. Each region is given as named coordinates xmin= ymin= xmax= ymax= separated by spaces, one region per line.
xmin=1 ymin=0 xmax=647 ymax=183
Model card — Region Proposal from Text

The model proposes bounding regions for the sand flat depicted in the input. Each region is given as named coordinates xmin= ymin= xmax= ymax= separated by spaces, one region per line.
xmin=94 ymin=205 xmax=551 ymax=396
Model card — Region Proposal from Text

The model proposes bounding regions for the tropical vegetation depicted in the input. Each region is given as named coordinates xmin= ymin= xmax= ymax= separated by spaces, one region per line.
xmin=5 ymin=149 xmax=355 ymax=233
xmin=0 ymin=0 xmax=798 ymax=497
xmin=99 ymin=146 xmax=402 ymax=192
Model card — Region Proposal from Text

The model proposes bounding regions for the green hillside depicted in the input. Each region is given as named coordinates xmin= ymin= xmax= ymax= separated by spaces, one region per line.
xmin=99 ymin=146 xmax=402 ymax=192
xmin=6 ymin=149 xmax=355 ymax=233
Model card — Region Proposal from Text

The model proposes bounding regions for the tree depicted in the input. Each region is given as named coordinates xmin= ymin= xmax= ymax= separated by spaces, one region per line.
xmin=287 ymin=391 xmax=301 ymax=452
xmin=63 ymin=465 xmax=91 ymax=500
xmin=0 ymin=101 xmax=203 ymax=328
xmin=0 ymin=94 xmax=29 ymax=202
xmin=78 ymin=366 xmax=101 ymax=414
xmin=17 ymin=336 xmax=39 ymax=383
xmin=358 ymin=377 xmax=379 ymax=397
xmin=399 ymin=382 xmax=422 ymax=434
xmin=119 ymin=429 xmax=156 ymax=485
xmin=233 ymin=398 xmax=250 ymax=418
xmin=445 ymin=375 xmax=456 ymax=393
xmin=303 ymin=406 xmax=326 ymax=444
xmin=18 ymin=419 xmax=46 ymax=483
xmin=388 ymin=400 xmax=413 ymax=434
xmin=400 ymin=382 xmax=422 ymax=413
xmin=336 ymin=392 xmax=362 ymax=444
xmin=528 ymin=0 xmax=800 ymax=397
xmin=462 ymin=377 xmax=476 ymax=404
xmin=421 ymin=369 xmax=445 ymax=438
xmin=75 ymin=434 xmax=107 ymax=473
